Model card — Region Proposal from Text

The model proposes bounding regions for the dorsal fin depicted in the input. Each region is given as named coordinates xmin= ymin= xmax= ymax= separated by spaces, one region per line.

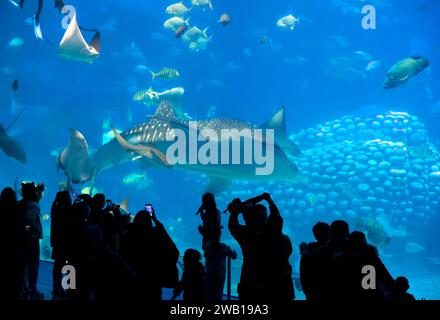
xmin=261 ymin=106 xmax=287 ymax=132
xmin=260 ymin=106 xmax=301 ymax=156
xmin=153 ymin=101 xmax=178 ymax=120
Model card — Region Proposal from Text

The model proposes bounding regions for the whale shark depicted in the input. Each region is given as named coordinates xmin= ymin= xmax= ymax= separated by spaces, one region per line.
xmin=60 ymin=102 xmax=301 ymax=193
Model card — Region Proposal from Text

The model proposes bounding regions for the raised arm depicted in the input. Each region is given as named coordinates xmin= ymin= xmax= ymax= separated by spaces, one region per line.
xmin=227 ymin=198 xmax=246 ymax=240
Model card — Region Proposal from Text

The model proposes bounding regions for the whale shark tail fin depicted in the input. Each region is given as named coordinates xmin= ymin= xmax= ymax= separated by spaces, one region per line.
xmin=260 ymin=106 xmax=301 ymax=156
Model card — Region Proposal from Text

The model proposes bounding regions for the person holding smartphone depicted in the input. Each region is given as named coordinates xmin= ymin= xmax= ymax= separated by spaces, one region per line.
xmin=120 ymin=203 xmax=179 ymax=300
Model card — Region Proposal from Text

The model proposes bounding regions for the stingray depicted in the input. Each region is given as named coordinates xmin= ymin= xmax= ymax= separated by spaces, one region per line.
xmin=58 ymin=11 xmax=100 ymax=63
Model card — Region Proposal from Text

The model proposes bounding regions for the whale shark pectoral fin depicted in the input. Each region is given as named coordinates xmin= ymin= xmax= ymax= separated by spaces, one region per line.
xmin=206 ymin=176 xmax=232 ymax=194
xmin=112 ymin=127 xmax=170 ymax=167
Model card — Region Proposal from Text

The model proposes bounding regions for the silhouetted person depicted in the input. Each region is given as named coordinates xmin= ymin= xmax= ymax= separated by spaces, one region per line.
xmin=347 ymin=231 xmax=395 ymax=301
xmin=197 ymin=193 xmax=221 ymax=250
xmin=0 ymin=187 xmax=19 ymax=300
xmin=50 ymin=191 xmax=71 ymax=299
xmin=259 ymin=193 xmax=294 ymax=301
xmin=64 ymin=200 xmax=89 ymax=299
xmin=83 ymin=224 xmax=136 ymax=301
xmin=172 ymin=249 xmax=206 ymax=302
xmin=121 ymin=208 xmax=179 ymax=300
xmin=204 ymin=227 xmax=237 ymax=301
xmin=89 ymin=193 xmax=106 ymax=225
xmin=299 ymin=222 xmax=330 ymax=301
xmin=227 ymin=192 xmax=294 ymax=301
xmin=17 ymin=182 xmax=45 ymax=300
xmin=394 ymin=276 xmax=415 ymax=301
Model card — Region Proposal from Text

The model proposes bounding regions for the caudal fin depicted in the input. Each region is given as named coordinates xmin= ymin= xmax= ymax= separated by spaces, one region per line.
xmin=150 ymin=71 xmax=156 ymax=83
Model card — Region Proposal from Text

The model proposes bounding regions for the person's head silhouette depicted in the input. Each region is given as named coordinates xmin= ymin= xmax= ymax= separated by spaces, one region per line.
xmin=55 ymin=191 xmax=71 ymax=207
xmin=1 ymin=187 xmax=16 ymax=203
xmin=244 ymin=204 xmax=267 ymax=232
xmin=183 ymin=248 xmax=202 ymax=267
xmin=21 ymin=182 xmax=38 ymax=202
xmin=330 ymin=220 xmax=349 ymax=241
xmin=202 ymin=192 xmax=217 ymax=210
xmin=134 ymin=210 xmax=153 ymax=230
xmin=92 ymin=193 xmax=106 ymax=210
xmin=312 ymin=222 xmax=330 ymax=243
xmin=395 ymin=276 xmax=410 ymax=293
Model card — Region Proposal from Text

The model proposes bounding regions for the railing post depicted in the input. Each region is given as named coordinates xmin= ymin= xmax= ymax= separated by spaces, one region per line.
xmin=227 ymin=256 xmax=231 ymax=300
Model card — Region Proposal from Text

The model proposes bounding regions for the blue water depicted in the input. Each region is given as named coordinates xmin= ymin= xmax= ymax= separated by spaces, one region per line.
xmin=1 ymin=0 xmax=440 ymax=299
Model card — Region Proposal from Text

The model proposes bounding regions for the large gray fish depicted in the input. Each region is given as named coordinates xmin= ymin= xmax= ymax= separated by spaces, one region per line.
xmin=0 ymin=124 xmax=27 ymax=163
xmin=64 ymin=102 xmax=301 ymax=193
xmin=57 ymin=129 xmax=95 ymax=184
xmin=384 ymin=55 xmax=430 ymax=89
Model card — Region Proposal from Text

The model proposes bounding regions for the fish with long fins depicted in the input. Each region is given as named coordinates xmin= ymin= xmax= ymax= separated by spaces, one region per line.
xmin=58 ymin=11 xmax=100 ymax=63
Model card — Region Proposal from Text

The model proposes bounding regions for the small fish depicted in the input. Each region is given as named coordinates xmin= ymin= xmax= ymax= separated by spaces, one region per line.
xmin=150 ymin=67 xmax=180 ymax=82
xmin=366 ymin=60 xmax=382 ymax=71
xmin=175 ymin=25 xmax=188 ymax=38
xmin=353 ymin=51 xmax=372 ymax=62
xmin=8 ymin=37 xmax=24 ymax=47
xmin=408 ymin=144 xmax=436 ymax=160
xmin=277 ymin=14 xmax=300 ymax=30
xmin=219 ymin=13 xmax=231 ymax=26
xmin=164 ymin=16 xmax=190 ymax=31
xmin=191 ymin=0 xmax=213 ymax=11
xmin=182 ymin=26 xmax=210 ymax=43
xmin=405 ymin=241 xmax=425 ymax=254
xmin=189 ymin=36 xmax=212 ymax=52
xmin=166 ymin=2 xmax=192 ymax=16
xmin=42 ymin=214 xmax=50 ymax=222
xmin=134 ymin=65 xmax=149 ymax=73
xmin=12 ymin=80 xmax=19 ymax=93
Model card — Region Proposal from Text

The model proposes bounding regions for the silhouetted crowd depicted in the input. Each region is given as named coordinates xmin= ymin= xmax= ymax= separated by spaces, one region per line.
xmin=0 ymin=182 xmax=415 ymax=302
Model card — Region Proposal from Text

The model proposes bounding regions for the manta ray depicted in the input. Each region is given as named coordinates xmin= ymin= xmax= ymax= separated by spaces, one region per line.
xmin=58 ymin=11 xmax=100 ymax=63
xmin=59 ymin=102 xmax=301 ymax=193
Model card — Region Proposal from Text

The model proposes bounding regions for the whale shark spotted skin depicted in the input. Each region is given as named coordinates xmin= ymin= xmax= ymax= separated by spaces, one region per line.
xmin=64 ymin=102 xmax=301 ymax=193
